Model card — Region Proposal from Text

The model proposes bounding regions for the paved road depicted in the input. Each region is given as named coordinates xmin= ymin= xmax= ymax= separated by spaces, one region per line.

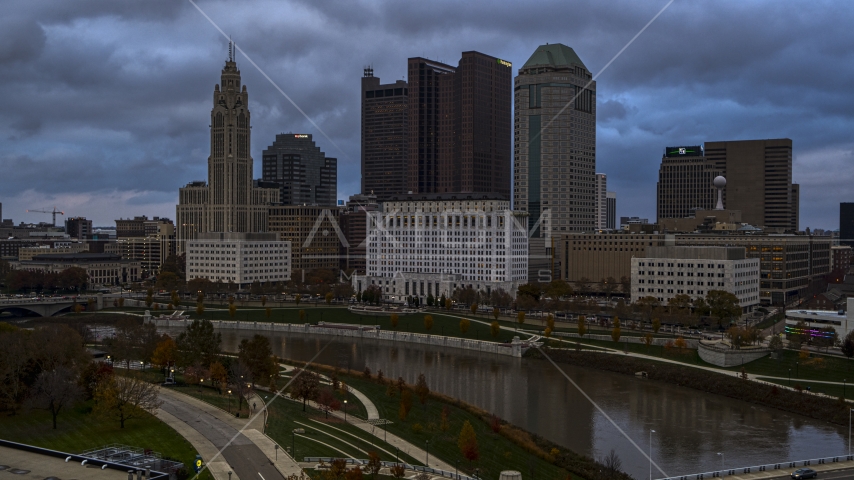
xmin=159 ymin=394 xmax=285 ymax=480
xmin=761 ymin=468 xmax=854 ymax=480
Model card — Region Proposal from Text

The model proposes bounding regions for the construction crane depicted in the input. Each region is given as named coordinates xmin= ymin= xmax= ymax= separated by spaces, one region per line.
xmin=27 ymin=207 xmax=65 ymax=226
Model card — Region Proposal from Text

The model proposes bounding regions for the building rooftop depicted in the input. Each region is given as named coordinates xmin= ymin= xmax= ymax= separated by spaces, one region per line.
xmin=30 ymin=253 xmax=121 ymax=261
xmin=522 ymin=43 xmax=586 ymax=69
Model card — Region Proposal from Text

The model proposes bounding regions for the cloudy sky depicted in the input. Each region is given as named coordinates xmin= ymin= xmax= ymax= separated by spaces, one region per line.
xmin=1 ymin=0 xmax=852 ymax=229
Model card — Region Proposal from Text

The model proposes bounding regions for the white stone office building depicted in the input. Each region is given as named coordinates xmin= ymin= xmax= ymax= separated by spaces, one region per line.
xmin=631 ymin=246 xmax=760 ymax=312
xmin=186 ymin=232 xmax=290 ymax=288
xmin=352 ymin=195 xmax=528 ymax=302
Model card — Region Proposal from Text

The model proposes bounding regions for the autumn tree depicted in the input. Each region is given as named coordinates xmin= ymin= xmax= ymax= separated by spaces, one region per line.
xmin=28 ymin=366 xmax=82 ymax=429
xmin=415 ymin=373 xmax=429 ymax=405
xmin=493 ymin=307 xmax=500 ymax=321
xmin=652 ymin=318 xmax=661 ymax=334
xmin=367 ymin=452 xmax=382 ymax=478
xmin=390 ymin=314 xmax=399 ymax=329
xmin=317 ymin=388 xmax=341 ymax=418
xmin=643 ymin=333 xmax=654 ymax=352
xmin=611 ymin=317 xmax=622 ymax=343
xmin=94 ymin=372 xmax=162 ymax=428
xmin=151 ymin=336 xmax=178 ymax=369
xmin=423 ymin=315 xmax=434 ymax=332
xmin=230 ymin=361 xmax=253 ymax=411
xmin=390 ymin=464 xmax=406 ymax=478
xmin=401 ymin=388 xmax=413 ymax=417
xmin=196 ymin=303 xmax=205 ymax=317
xmin=210 ymin=361 xmax=228 ymax=393
xmin=517 ymin=311 xmax=525 ymax=328
xmin=290 ymin=369 xmax=320 ymax=411
xmin=491 ymin=321 xmax=500 ymax=338
xmin=470 ymin=303 xmax=478 ymax=317
xmin=458 ymin=420 xmax=479 ymax=462
xmin=459 ymin=318 xmax=470 ymax=334
xmin=228 ymin=303 xmax=237 ymax=319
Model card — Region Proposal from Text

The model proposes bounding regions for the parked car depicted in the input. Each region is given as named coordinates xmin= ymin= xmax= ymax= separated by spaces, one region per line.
xmin=791 ymin=469 xmax=817 ymax=479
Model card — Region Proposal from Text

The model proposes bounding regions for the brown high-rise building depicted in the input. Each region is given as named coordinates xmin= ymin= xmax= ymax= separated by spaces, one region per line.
xmin=406 ymin=52 xmax=512 ymax=197
xmin=361 ymin=69 xmax=408 ymax=200
xmin=657 ymin=139 xmax=799 ymax=231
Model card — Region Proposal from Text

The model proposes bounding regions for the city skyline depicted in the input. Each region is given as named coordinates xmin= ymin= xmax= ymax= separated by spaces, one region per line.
xmin=1 ymin=1 xmax=853 ymax=229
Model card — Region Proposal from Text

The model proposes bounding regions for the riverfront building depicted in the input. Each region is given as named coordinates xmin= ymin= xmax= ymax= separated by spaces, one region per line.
xmin=185 ymin=232 xmax=290 ymax=287
xmin=352 ymin=195 xmax=528 ymax=302
xmin=631 ymin=246 xmax=760 ymax=312
xmin=11 ymin=253 xmax=142 ymax=288
xmin=785 ymin=298 xmax=854 ymax=339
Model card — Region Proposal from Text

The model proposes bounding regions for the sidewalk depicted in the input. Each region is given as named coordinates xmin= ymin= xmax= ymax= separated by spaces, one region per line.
xmin=720 ymin=458 xmax=854 ymax=480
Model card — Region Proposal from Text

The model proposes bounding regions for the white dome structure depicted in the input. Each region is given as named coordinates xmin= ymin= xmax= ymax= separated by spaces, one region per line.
xmin=714 ymin=176 xmax=726 ymax=210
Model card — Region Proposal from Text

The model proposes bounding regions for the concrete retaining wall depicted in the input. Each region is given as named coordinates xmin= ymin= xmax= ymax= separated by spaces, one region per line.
xmin=149 ymin=317 xmax=539 ymax=358
xmin=553 ymin=331 xmax=699 ymax=348
xmin=698 ymin=342 xmax=769 ymax=367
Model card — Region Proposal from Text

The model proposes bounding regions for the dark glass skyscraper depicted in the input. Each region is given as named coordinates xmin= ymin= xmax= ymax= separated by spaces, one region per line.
xmin=361 ymin=68 xmax=408 ymax=200
xmin=841 ymin=203 xmax=854 ymax=247
xmin=406 ymin=52 xmax=512 ymax=197
xmin=261 ymin=133 xmax=337 ymax=206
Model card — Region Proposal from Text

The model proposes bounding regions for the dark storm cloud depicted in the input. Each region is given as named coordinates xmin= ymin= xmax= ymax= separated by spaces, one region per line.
xmin=0 ymin=0 xmax=852 ymax=228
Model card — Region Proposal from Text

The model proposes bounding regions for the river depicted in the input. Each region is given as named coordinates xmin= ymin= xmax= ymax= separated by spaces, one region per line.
xmin=178 ymin=328 xmax=847 ymax=479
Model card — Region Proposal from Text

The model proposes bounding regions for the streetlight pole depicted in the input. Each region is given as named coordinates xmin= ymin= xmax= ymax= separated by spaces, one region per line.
xmin=649 ymin=429 xmax=655 ymax=480
xmin=292 ymin=431 xmax=295 ymax=462
xmin=426 ymin=440 xmax=430 ymax=468
xmin=788 ymin=368 xmax=791 ymax=386
xmin=718 ymin=452 xmax=724 ymax=476
xmin=344 ymin=400 xmax=348 ymax=423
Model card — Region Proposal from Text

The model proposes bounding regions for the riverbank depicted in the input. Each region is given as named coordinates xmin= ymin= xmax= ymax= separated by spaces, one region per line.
xmin=284 ymin=359 xmax=632 ymax=480
xmin=528 ymin=347 xmax=851 ymax=426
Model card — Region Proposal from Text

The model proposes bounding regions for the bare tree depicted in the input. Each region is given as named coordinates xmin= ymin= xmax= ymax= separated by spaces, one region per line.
xmin=94 ymin=373 xmax=162 ymax=428
xmin=28 ymin=366 xmax=83 ymax=429
xmin=229 ymin=361 xmax=253 ymax=411
xmin=600 ymin=449 xmax=623 ymax=479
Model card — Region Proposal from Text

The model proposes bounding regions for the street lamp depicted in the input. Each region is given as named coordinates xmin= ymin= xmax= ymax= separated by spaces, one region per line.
xmin=292 ymin=431 xmax=295 ymax=462
xmin=649 ymin=429 xmax=656 ymax=480
xmin=228 ymin=390 xmax=232 ymax=413
xmin=849 ymin=408 xmax=854 ymax=457
xmin=717 ymin=452 xmax=724 ymax=476
xmin=426 ymin=440 xmax=430 ymax=467
xmin=788 ymin=368 xmax=791 ymax=386
xmin=344 ymin=400 xmax=348 ymax=423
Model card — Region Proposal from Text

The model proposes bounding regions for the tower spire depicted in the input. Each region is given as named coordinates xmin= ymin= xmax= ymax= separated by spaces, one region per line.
xmin=228 ymin=36 xmax=233 ymax=62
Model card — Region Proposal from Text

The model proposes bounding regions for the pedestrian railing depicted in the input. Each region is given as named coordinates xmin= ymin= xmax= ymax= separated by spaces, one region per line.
xmin=303 ymin=457 xmax=476 ymax=480
xmin=659 ymin=454 xmax=854 ymax=480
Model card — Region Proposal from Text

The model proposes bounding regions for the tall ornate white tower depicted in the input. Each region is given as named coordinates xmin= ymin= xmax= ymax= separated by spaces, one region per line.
xmin=176 ymin=41 xmax=278 ymax=256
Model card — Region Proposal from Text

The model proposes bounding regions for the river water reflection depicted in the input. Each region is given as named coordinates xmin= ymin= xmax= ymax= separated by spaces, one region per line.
xmin=193 ymin=329 xmax=845 ymax=478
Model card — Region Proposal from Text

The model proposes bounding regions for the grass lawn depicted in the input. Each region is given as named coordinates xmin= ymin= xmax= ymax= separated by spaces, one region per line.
xmin=265 ymin=394 xmax=421 ymax=466
xmin=0 ymin=400 xmax=212 ymax=480
xmin=326 ymin=372 xmax=570 ymax=480
xmin=755 ymin=377 xmax=853 ymax=399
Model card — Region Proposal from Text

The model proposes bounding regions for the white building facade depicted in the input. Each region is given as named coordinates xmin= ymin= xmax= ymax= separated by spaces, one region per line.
xmin=352 ymin=197 xmax=528 ymax=302
xmin=186 ymin=232 xmax=290 ymax=287
xmin=631 ymin=246 xmax=760 ymax=312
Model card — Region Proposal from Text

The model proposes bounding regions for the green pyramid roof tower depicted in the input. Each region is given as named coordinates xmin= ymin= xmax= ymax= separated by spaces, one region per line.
xmin=522 ymin=43 xmax=586 ymax=70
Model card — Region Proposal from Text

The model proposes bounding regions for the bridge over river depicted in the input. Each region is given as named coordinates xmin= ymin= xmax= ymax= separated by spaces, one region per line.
xmin=0 ymin=297 xmax=78 ymax=316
